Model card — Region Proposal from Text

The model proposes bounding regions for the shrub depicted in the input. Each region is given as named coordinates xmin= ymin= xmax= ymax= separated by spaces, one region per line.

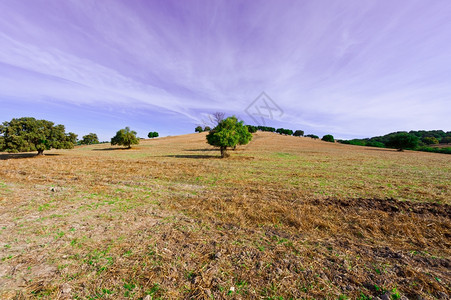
xmin=422 ymin=137 xmax=439 ymax=145
xmin=366 ymin=141 xmax=385 ymax=148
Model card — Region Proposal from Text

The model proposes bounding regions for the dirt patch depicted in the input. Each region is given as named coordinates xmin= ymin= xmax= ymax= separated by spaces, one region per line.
xmin=315 ymin=197 xmax=451 ymax=218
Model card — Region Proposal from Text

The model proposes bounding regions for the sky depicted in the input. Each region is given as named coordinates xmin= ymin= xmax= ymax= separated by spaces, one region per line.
xmin=1 ymin=0 xmax=450 ymax=141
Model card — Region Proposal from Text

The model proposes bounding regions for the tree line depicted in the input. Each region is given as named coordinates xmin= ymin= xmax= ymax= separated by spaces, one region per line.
xmin=339 ymin=130 xmax=451 ymax=153
xmin=0 ymin=117 xmax=160 ymax=155
xmin=196 ymin=125 xmax=332 ymax=142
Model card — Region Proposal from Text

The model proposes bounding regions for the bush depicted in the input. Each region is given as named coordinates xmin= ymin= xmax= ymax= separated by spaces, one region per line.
xmin=366 ymin=141 xmax=385 ymax=148
xmin=195 ymin=126 xmax=203 ymax=133
xmin=422 ymin=137 xmax=439 ymax=145
xmin=322 ymin=134 xmax=335 ymax=142
xmin=417 ymin=146 xmax=451 ymax=155
xmin=305 ymin=134 xmax=319 ymax=139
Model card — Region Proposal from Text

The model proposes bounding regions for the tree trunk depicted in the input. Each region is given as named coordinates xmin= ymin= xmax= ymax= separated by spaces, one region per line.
xmin=220 ymin=146 xmax=229 ymax=158
xmin=37 ymin=149 xmax=44 ymax=156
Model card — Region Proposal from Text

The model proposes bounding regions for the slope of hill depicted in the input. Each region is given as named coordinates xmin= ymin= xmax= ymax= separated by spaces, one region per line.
xmin=0 ymin=132 xmax=450 ymax=299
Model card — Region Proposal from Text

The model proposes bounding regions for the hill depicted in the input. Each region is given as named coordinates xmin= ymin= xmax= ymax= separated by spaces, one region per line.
xmin=0 ymin=132 xmax=450 ymax=299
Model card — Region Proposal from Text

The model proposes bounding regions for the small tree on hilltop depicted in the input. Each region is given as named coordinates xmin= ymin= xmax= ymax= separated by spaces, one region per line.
xmin=306 ymin=134 xmax=319 ymax=139
xmin=111 ymin=127 xmax=139 ymax=149
xmin=386 ymin=132 xmax=418 ymax=151
xmin=0 ymin=117 xmax=76 ymax=155
xmin=204 ymin=126 xmax=211 ymax=131
xmin=148 ymin=132 xmax=159 ymax=138
xmin=293 ymin=130 xmax=304 ymax=137
xmin=322 ymin=134 xmax=335 ymax=142
xmin=206 ymin=116 xmax=252 ymax=158
xmin=195 ymin=126 xmax=203 ymax=133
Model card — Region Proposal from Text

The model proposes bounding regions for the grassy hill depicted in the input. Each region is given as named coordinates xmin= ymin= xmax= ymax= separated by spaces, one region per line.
xmin=0 ymin=132 xmax=450 ymax=299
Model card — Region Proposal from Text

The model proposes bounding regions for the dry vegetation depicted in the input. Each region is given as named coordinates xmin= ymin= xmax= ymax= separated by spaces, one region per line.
xmin=0 ymin=132 xmax=450 ymax=299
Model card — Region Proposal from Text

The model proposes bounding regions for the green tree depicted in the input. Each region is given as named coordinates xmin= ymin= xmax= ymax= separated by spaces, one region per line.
xmin=305 ymin=134 xmax=319 ymax=139
xmin=293 ymin=130 xmax=304 ymax=137
xmin=111 ymin=127 xmax=139 ymax=149
xmin=195 ymin=126 xmax=203 ymax=133
xmin=386 ymin=132 xmax=419 ymax=151
xmin=0 ymin=117 xmax=76 ymax=155
xmin=148 ymin=132 xmax=159 ymax=138
xmin=322 ymin=134 xmax=335 ymax=142
xmin=440 ymin=136 xmax=451 ymax=144
xmin=206 ymin=116 xmax=252 ymax=158
xmin=246 ymin=125 xmax=257 ymax=133
xmin=81 ymin=133 xmax=99 ymax=145
xmin=204 ymin=126 xmax=211 ymax=131
xmin=422 ymin=136 xmax=439 ymax=145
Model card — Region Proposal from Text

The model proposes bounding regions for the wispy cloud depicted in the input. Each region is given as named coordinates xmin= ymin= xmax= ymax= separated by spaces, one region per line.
xmin=0 ymin=0 xmax=450 ymax=138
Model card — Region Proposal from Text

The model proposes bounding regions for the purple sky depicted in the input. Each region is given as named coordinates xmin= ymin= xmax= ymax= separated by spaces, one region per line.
xmin=1 ymin=0 xmax=451 ymax=140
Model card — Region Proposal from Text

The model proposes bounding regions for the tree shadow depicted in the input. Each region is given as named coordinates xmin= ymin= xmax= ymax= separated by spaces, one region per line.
xmin=184 ymin=148 xmax=217 ymax=152
xmin=162 ymin=154 xmax=221 ymax=159
xmin=363 ymin=148 xmax=397 ymax=152
xmin=92 ymin=147 xmax=132 ymax=151
xmin=0 ymin=153 xmax=61 ymax=160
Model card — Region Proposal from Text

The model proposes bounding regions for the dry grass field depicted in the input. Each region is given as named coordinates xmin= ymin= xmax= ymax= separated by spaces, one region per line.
xmin=0 ymin=132 xmax=450 ymax=299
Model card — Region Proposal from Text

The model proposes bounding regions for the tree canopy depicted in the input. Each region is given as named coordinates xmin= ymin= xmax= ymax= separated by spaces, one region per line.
xmin=195 ymin=126 xmax=212 ymax=133
xmin=322 ymin=134 xmax=335 ymax=142
xmin=148 ymin=131 xmax=159 ymax=138
xmin=206 ymin=116 xmax=252 ymax=158
xmin=81 ymin=133 xmax=99 ymax=145
xmin=276 ymin=128 xmax=293 ymax=135
xmin=305 ymin=134 xmax=319 ymax=139
xmin=293 ymin=130 xmax=304 ymax=137
xmin=386 ymin=133 xmax=419 ymax=151
xmin=0 ymin=117 xmax=76 ymax=155
xmin=111 ymin=127 xmax=139 ymax=149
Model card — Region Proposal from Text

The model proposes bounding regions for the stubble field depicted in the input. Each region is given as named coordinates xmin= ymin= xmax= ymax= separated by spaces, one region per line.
xmin=0 ymin=132 xmax=450 ymax=299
